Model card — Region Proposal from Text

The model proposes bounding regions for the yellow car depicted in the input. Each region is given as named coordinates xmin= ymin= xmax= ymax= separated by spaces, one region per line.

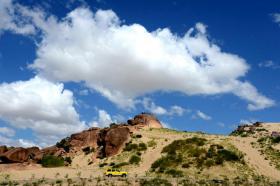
xmin=105 ymin=168 xmax=128 ymax=177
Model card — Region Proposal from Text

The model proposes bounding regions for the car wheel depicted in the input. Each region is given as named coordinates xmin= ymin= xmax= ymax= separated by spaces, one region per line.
xmin=108 ymin=174 xmax=112 ymax=177
xmin=122 ymin=174 xmax=126 ymax=177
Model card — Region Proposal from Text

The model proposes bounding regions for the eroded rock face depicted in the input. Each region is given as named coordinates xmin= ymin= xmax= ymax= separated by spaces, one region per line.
xmin=69 ymin=128 xmax=100 ymax=150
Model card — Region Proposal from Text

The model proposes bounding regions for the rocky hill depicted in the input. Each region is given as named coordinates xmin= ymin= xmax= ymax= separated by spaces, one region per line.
xmin=0 ymin=116 xmax=280 ymax=185
xmin=0 ymin=113 xmax=162 ymax=164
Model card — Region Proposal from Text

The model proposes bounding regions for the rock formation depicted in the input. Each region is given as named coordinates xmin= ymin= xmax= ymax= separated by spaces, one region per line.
xmin=127 ymin=113 xmax=163 ymax=129
xmin=0 ymin=113 xmax=162 ymax=164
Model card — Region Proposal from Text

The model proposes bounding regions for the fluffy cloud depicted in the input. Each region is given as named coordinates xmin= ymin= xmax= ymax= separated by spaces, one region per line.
xmin=0 ymin=2 xmax=274 ymax=110
xmin=91 ymin=109 xmax=115 ymax=128
xmin=0 ymin=76 xmax=86 ymax=146
xmin=16 ymin=7 xmax=272 ymax=110
xmin=142 ymin=98 xmax=186 ymax=116
xmin=195 ymin=110 xmax=212 ymax=120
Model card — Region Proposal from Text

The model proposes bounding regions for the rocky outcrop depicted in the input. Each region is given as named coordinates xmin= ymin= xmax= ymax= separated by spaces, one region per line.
xmin=127 ymin=113 xmax=163 ymax=129
xmin=0 ymin=147 xmax=29 ymax=163
xmin=0 ymin=113 xmax=162 ymax=164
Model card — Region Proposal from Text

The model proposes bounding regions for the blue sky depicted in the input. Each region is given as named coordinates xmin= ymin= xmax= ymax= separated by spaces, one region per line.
xmin=0 ymin=0 xmax=280 ymax=147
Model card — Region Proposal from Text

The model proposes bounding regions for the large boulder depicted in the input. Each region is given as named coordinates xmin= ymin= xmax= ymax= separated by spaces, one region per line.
xmin=0 ymin=147 xmax=42 ymax=163
xmin=103 ymin=126 xmax=131 ymax=157
xmin=0 ymin=147 xmax=29 ymax=163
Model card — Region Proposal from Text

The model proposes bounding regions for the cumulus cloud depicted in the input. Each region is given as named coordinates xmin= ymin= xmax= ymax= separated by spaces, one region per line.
xmin=0 ymin=2 xmax=274 ymax=110
xmin=0 ymin=76 xmax=86 ymax=146
xmin=195 ymin=110 xmax=212 ymax=120
xmin=91 ymin=109 xmax=115 ymax=128
xmin=15 ymin=7 xmax=272 ymax=111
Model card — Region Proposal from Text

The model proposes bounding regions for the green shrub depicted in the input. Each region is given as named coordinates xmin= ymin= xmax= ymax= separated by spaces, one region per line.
xmin=41 ymin=155 xmax=64 ymax=167
xmin=218 ymin=149 xmax=240 ymax=161
xmin=99 ymin=163 xmax=108 ymax=167
xmin=129 ymin=155 xmax=141 ymax=164
xmin=271 ymin=136 xmax=280 ymax=144
xmin=123 ymin=143 xmax=138 ymax=151
xmin=165 ymin=169 xmax=183 ymax=177
xmin=147 ymin=140 xmax=157 ymax=147
xmin=138 ymin=143 xmax=147 ymax=151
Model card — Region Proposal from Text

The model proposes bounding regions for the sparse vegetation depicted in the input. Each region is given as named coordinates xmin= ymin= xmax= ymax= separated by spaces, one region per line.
xmin=140 ymin=178 xmax=172 ymax=186
xmin=151 ymin=137 xmax=244 ymax=176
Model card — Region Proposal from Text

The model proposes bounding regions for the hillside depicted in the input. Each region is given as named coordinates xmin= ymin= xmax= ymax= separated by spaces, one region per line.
xmin=0 ymin=117 xmax=280 ymax=185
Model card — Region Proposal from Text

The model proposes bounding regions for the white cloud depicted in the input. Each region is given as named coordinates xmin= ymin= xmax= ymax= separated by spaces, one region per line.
xmin=240 ymin=119 xmax=257 ymax=125
xmin=196 ymin=110 xmax=212 ymax=120
xmin=0 ymin=76 xmax=87 ymax=146
xmin=0 ymin=135 xmax=38 ymax=148
xmin=170 ymin=105 xmax=187 ymax=116
xmin=0 ymin=2 xmax=275 ymax=121
xmin=0 ymin=0 xmax=35 ymax=35
xmin=0 ymin=127 xmax=15 ymax=137
xmin=141 ymin=98 xmax=186 ymax=116
xmin=217 ymin=122 xmax=225 ymax=128
xmin=272 ymin=13 xmax=280 ymax=24
xmin=19 ymin=7 xmax=273 ymax=111
xmin=142 ymin=98 xmax=167 ymax=115
xmin=258 ymin=60 xmax=280 ymax=69
xmin=91 ymin=109 xmax=115 ymax=128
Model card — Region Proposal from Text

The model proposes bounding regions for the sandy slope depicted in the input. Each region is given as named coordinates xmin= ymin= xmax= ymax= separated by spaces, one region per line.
xmin=231 ymin=136 xmax=280 ymax=180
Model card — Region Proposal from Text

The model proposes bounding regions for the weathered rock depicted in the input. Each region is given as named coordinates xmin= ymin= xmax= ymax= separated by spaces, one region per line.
xmin=26 ymin=147 xmax=42 ymax=162
xmin=0 ymin=147 xmax=29 ymax=163
xmin=103 ymin=126 xmax=131 ymax=157
xmin=128 ymin=113 xmax=163 ymax=129
xmin=0 ymin=146 xmax=44 ymax=163
xmin=68 ymin=128 xmax=100 ymax=150
xmin=41 ymin=146 xmax=65 ymax=157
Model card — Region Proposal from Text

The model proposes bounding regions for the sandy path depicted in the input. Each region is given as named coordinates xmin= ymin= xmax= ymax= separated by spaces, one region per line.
xmin=231 ymin=136 xmax=280 ymax=180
